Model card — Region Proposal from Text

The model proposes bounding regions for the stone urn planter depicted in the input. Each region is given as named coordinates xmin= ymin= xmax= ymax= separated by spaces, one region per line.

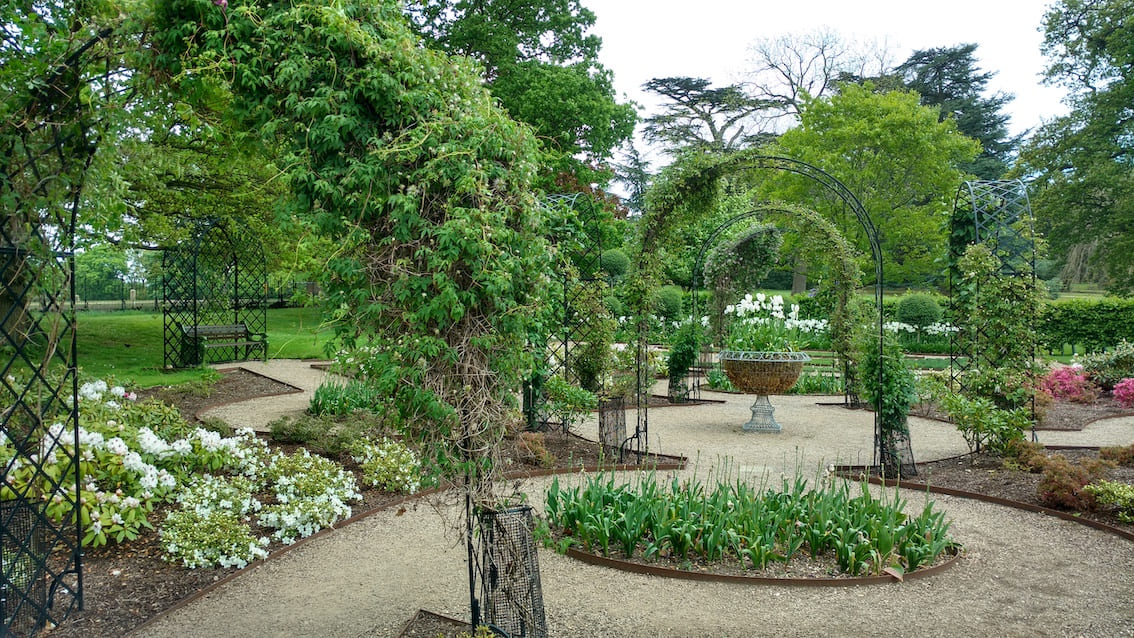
xmin=719 ymin=350 xmax=811 ymax=432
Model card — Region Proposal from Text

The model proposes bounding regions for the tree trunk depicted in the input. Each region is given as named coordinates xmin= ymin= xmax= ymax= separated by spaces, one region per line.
xmin=790 ymin=258 xmax=808 ymax=295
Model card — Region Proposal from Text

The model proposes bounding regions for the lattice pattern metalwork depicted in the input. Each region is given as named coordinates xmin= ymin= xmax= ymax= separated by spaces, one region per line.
xmin=1 ymin=32 xmax=92 ymax=632
xmin=522 ymin=194 xmax=623 ymax=444
xmin=473 ymin=506 xmax=547 ymax=638
xmin=949 ymin=180 xmax=1037 ymax=441
xmin=162 ymin=219 xmax=268 ymax=368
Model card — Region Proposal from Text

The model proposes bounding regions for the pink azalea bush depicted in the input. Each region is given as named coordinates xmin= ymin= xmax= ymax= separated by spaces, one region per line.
xmin=1039 ymin=365 xmax=1100 ymax=404
xmin=1112 ymin=378 xmax=1134 ymax=408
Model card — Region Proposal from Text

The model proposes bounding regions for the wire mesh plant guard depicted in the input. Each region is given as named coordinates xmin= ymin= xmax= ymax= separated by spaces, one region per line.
xmin=161 ymin=218 xmax=268 ymax=368
xmin=474 ymin=505 xmax=547 ymax=638
xmin=719 ymin=351 xmax=810 ymax=432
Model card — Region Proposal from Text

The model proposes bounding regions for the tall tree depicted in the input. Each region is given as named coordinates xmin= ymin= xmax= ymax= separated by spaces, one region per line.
xmin=896 ymin=44 xmax=1020 ymax=179
xmin=406 ymin=0 xmax=635 ymax=182
xmin=1014 ymin=0 xmax=1134 ymax=293
xmin=764 ymin=83 xmax=980 ymax=286
xmin=641 ymin=76 xmax=774 ymax=155
xmin=745 ymin=28 xmax=895 ymax=127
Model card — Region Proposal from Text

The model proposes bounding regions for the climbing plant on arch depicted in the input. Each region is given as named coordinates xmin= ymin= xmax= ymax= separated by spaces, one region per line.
xmin=632 ymin=150 xmax=915 ymax=477
xmin=690 ymin=201 xmax=863 ymax=404
xmin=150 ymin=0 xmax=552 ymax=632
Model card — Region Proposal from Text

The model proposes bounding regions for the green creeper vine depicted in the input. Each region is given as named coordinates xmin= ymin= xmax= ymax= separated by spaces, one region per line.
xmin=149 ymin=0 xmax=551 ymax=499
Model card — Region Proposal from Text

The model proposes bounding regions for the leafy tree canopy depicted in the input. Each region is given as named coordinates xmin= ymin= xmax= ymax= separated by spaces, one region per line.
xmin=764 ymin=83 xmax=980 ymax=286
xmin=406 ymin=0 xmax=635 ymax=184
xmin=1014 ymin=0 xmax=1134 ymax=293
xmin=895 ymin=43 xmax=1019 ymax=179
xmin=150 ymin=0 xmax=553 ymax=489
xmin=642 ymin=77 xmax=774 ymax=155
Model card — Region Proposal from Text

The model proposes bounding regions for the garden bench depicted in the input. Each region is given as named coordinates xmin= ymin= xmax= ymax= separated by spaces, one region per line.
xmin=180 ymin=323 xmax=267 ymax=363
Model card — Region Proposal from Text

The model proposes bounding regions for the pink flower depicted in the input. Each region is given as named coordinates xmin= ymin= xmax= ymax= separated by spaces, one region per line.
xmin=213 ymin=0 xmax=227 ymax=7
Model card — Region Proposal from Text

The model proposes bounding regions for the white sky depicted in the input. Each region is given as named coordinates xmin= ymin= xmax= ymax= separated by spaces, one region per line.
xmin=586 ymin=0 xmax=1070 ymax=163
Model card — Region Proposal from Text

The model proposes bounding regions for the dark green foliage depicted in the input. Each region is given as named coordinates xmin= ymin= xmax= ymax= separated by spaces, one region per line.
xmin=652 ymin=285 xmax=685 ymax=323
xmin=1038 ymin=298 xmax=1134 ymax=354
xmin=599 ymin=248 xmax=630 ymax=279
xmin=953 ymin=244 xmax=1044 ymax=409
xmin=150 ymin=0 xmax=550 ymax=491
xmin=895 ymin=44 xmax=1019 ymax=180
xmin=603 ymin=295 xmax=625 ymax=318
xmin=895 ymin=293 xmax=943 ymax=329
xmin=702 ymin=224 xmax=782 ymax=301
xmin=642 ymin=77 xmax=771 ymax=153
xmin=858 ymin=333 xmax=916 ymax=441
xmin=666 ymin=321 xmax=699 ymax=384
xmin=1014 ymin=0 xmax=1134 ymax=294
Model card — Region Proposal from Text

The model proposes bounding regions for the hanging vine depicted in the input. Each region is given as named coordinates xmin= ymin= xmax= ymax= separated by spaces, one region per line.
xmin=149 ymin=0 xmax=552 ymax=499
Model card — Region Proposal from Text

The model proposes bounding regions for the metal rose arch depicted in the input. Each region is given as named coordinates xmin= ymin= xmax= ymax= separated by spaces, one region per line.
xmin=634 ymin=153 xmax=913 ymax=478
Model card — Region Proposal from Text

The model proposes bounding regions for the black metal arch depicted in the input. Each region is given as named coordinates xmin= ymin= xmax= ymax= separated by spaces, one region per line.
xmin=162 ymin=218 xmax=268 ymax=368
xmin=639 ymin=155 xmax=912 ymax=477
xmin=951 ymin=179 xmax=1035 ymax=276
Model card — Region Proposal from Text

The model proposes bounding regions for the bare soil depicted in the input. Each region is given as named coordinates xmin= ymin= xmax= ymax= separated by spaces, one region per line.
xmin=40 ymin=373 xmax=1134 ymax=638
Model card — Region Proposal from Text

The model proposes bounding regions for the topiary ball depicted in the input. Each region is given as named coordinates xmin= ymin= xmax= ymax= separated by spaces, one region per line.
xmin=896 ymin=293 xmax=943 ymax=329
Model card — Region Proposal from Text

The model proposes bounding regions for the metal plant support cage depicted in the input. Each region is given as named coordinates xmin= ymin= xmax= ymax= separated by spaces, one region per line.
xmin=473 ymin=506 xmax=547 ymax=638
xmin=161 ymin=218 xmax=268 ymax=368
xmin=949 ymin=180 xmax=1038 ymax=441
xmin=679 ymin=167 xmax=907 ymax=476
xmin=522 ymin=194 xmax=632 ymax=455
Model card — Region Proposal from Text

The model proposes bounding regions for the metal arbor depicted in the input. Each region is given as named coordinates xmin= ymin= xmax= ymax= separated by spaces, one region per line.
xmin=521 ymin=194 xmax=625 ymax=454
xmin=1 ymin=53 xmax=92 ymax=638
xmin=644 ymin=156 xmax=912 ymax=477
xmin=949 ymin=180 xmax=1038 ymax=436
xmin=162 ymin=219 xmax=268 ymax=368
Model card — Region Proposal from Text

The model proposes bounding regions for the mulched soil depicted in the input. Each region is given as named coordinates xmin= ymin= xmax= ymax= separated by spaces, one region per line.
xmin=38 ymin=373 xmax=1134 ymax=638
xmin=915 ymin=448 xmax=1134 ymax=536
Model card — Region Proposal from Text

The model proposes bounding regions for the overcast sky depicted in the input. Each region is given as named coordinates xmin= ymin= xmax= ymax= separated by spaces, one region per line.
xmin=585 ymin=0 xmax=1069 ymax=162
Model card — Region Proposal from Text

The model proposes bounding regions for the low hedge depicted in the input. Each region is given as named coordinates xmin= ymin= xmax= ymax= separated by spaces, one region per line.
xmin=1038 ymin=298 xmax=1134 ymax=354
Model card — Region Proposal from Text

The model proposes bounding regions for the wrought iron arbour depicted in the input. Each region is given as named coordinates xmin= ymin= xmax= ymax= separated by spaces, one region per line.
xmin=161 ymin=218 xmax=268 ymax=368
xmin=1 ymin=26 xmax=105 ymax=633
xmin=521 ymin=194 xmax=629 ymax=456
xmin=949 ymin=180 xmax=1038 ymax=438
xmin=664 ymin=156 xmax=910 ymax=477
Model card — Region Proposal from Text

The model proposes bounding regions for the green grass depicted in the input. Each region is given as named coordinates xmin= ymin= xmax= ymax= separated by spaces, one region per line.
xmin=75 ymin=307 xmax=333 ymax=388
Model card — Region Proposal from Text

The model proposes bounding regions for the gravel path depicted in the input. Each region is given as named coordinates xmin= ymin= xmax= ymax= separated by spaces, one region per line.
xmin=129 ymin=363 xmax=1134 ymax=638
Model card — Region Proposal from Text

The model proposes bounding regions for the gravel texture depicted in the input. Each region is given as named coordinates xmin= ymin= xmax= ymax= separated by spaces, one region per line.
xmin=129 ymin=366 xmax=1134 ymax=638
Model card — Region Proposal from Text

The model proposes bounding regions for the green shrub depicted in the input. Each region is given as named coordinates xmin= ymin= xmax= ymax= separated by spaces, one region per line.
xmin=1083 ymin=480 xmax=1134 ymax=522
xmin=1079 ymin=340 xmax=1134 ymax=390
xmin=309 ymin=380 xmax=381 ymax=416
xmin=348 ymin=437 xmax=421 ymax=493
xmin=652 ymin=285 xmax=685 ymax=322
xmin=603 ymin=295 xmax=625 ymax=317
xmin=1038 ymin=298 xmax=1134 ymax=354
xmin=858 ymin=333 xmax=916 ymax=473
xmin=939 ymin=392 xmax=1030 ymax=455
xmin=599 ymin=248 xmax=630 ymax=279
xmin=896 ymin=293 xmax=943 ymax=329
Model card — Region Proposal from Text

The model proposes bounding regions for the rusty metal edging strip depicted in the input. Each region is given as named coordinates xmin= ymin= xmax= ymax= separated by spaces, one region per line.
xmin=562 ymin=545 xmax=960 ymax=587
xmin=835 ymin=472 xmax=1134 ymax=544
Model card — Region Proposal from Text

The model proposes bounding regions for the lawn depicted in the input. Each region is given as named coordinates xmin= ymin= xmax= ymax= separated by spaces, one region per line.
xmin=76 ymin=307 xmax=333 ymax=388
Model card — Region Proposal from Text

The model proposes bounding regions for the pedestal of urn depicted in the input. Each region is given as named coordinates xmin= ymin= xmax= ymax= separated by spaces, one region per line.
xmin=719 ymin=351 xmax=810 ymax=432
